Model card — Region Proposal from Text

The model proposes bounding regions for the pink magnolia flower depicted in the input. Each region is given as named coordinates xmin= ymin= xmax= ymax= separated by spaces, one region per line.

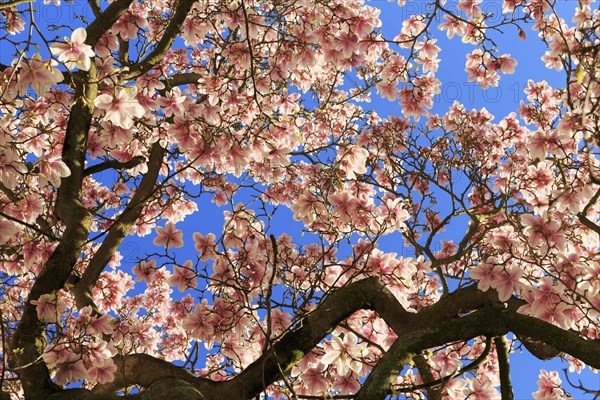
xmin=182 ymin=301 xmax=215 ymax=344
xmin=290 ymin=190 xmax=327 ymax=226
xmin=566 ymin=356 xmax=585 ymax=373
xmin=445 ymin=378 xmax=467 ymax=398
xmin=132 ymin=260 xmax=157 ymax=283
xmin=88 ymin=359 xmax=117 ymax=385
xmin=399 ymin=87 xmax=430 ymax=121
xmin=30 ymin=293 xmax=66 ymax=323
xmin=489 ymin=265 xmax=522 ymax=302
xmin=553 ymin=187 xmax=588 ymax=214
xmin=489 ymin=226 xmax=516 ymax=251
xmin=54 ymin=352 xmax=89 ymax=385
xmin=111 ymin=5 xmax=148 ymax=40
xmin=50 ymin=28 xmax=95 ymax=71
xmin=221 ymin=336 xmax=260 ymax=368
xmin=321 ymin=332 xmax=365 ymax=375
xmin=88 ymin=341 xmax=117 ymax=366
xmin=0 ymin=218 xmax=17 ymax=245
xmin=415 ymin=39 xmax=440 ymax=59
xmin=157 ymin=88 xmax=187 ymax=117
xmin=339 ymin=145 xmax=369 ymax=180
xmin=300 ymin=366 xmax=329 ymax=395
xmin=521 ymin=214 xmax=566 ymax=253
xmin=536 ymin=301 xmax=575 ymax=330
xmin=494 ymin=55 xmax=518 ymax=74
xmin=268 ymin=308 xmax=292 ymax=335
xmin=42 ymin=344 xmax=66 ymax=369
xmin=439 ymin=15 xmax=465 ymax=39
xmin=529 ymin=277 xmax=562 ymax=316
xmin=336 ymin=32 xmax=359 ymax=58
xmin=328 ymin=191 xmax=360 ymax=226
xmin=16 ymin=54 xmax=64 ymax=96
xmin=39 ymin=156 xmax=71 ymax=186
xmin=168 ymin=260 xmax=197 ymax=292
xmin=457 ymin=0 xmax=483 ymax=17
xmin=466 ymin=377 xmax=501 ymax=400
xmin=431 ymin=349 xmax=461 ymax=376
xmin=378 ymin=198 xmax=409 ymax=232
xmin=17 ymin=194 xmax=45 ymax=224
xmin=193 ymin=232 xmax=217 ymax=261
xmin=101 ymin=121 xmax=133 ymax=147
xmin=94 ymin=87 xmax=145 ymax=129
xmin=332 ymin=372 xmax=361 ymax=394
xmin=153 ymin=222 xmax=184 ymax=248
xmin=88 ymin=313 xmax=114 ymax=335
xmin=533 ymin=369 xmax=566 ymax=399
xmin=376 ymin=79 xmax=398 ymax=101
xmin=470 ymin=258 xmax=501 ymax=292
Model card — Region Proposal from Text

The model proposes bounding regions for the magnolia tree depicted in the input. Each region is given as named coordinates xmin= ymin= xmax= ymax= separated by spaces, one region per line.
xmin=0 ymin=0 xmax=599 ymax=399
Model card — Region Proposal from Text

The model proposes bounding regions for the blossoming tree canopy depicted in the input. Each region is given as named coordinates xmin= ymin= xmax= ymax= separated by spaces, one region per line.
xmin=0 ymin=0 xmax=599 ymax=398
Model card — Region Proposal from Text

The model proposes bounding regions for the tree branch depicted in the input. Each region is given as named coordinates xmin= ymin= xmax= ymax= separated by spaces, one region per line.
xmin=83 ymin=155 xmax=146 ymax=176
xmin=74 ymin=143 xmax=165 ymax=310
xmin=164 ymin=73 xmax=203 ymax=89
xmin=48 ymin=388 xmax=142 ymax=400
xmin=87 ymin=0 xmax=101 ymax=18
xmin=354 ymin=306 xmax=508 ymax=400
xmin=85 ymin=0 xmax=135 ymax=47
xmin=393 ymin=336 xmax=493 ymax=395
xmin=577 ymin=212 xmax=600 ymax=237
xmin=92 ymin=354 xmax=214 ymax=395
xmin=505 ymin=311 xmax=600 ymax=368
xmin=412 ymin=354 xmax=442 ymax=400
xmin=56 ymin=280 xmax=600 ymax=400
xmin=0 ymin=0 xmax=30 ymax=10
xmin=8 ymin=66 xmax=98 ymax=400
xmin=122 ymin=0 xmax=197 ymax=80
xmin=494 ymin=335 xmax=514 ymax=400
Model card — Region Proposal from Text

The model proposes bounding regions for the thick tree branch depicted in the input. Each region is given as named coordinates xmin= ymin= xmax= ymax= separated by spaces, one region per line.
xmin=85 ymin=0 xmax=135 ymax=47
xmin=516 ymin=334 xmax=561 ymax=360
xmin=577 ymin=212 xmax=600 ymax=237
xmin=48 ymin=389 xmax=142 ymax=400
xmin=354 ymin=305 xmax=508 ymax=399
xmin=216 ymin=277 xmax=413 ymax=398
xmin=118 ymin=38 xmax=130 ymax=66
xmin=91 ymin=281 xmax=517 ymax=398
xmin=90 ymin=281 xmax=508 ymax=398
xmin=57 ymin=280 xmax=600 ymax=400
xmin=505 ymin=311 xmax=600 ymax=368
xmin=74 ymin=143 xmax=165 ymax=310
xmin=412 ymin=354 xmax=442 ymax=400
xmin=394 ymin=336 xmax=493 ymax=395
xmin=92 ymin=354 xmax=214 ymax=395
xmin=87 ymin=0 xmax=102 ymax=18
xmin=494 ymin=335 xmax=514 ymax=400
xmin=355 ymin=338 xmax=415 ymax=400
xmin=91 ymin=277 xmax=409 ymax=396
xmin=9 ymin=66 xmax=98 ymax=399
